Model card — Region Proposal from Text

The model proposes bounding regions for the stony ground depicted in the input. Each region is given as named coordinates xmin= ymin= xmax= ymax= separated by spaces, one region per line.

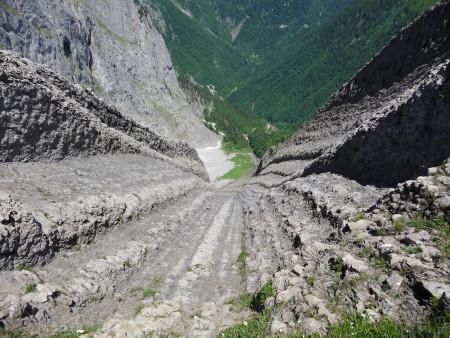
xmin=241 ymin=161 xmax=449 ymax=336
xmin=0 ymin=176 xmax=254 ymax=337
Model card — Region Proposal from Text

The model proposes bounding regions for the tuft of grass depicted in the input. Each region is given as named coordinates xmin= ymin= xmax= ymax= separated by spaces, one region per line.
xmin=251 ymin=282 xmax=274 ymax=312
xmin=237 ymin=250 xmax=249 ymax=275
xmin=134 ymin=304 xmax=145 ymax=316
xmin=306 ymin=276 xmax=316 ymax=287
xmin=49 ymin=324 xmax=99 ymax=338
xmin=218 ymin=309 xmax=271 ymax=338
xmin=359 ymin=247 xmax=375 ymax=259
xmin=131 ymin=277 xmax=164 ymax=299
xmin=403 ymin=245 xmax=422 ymax=255
xmin=394 ymin=218 xmax=407 ymax=233
xmin=226 ymin=293 xmax=253 ymax=310
xmin=374 ymin=257 xmax=388 ymax=270
xmin=304 ymin=306 xmax=319 ymax=319
xmin=222 ymin=282 xmax=273 ymax=335
xmin=25 ymin=283 xmax=37 ymax=294
xmin=329 ymin=257 xmax=344 ymax=273
xmin=15 ymin=263 xmax=30 ymax=271
xmin=353 ymin=213 xmax=367 ymax=222
xmin=326 ymin=313 xmax=403 ymax=337
xmin=142 ymin=287 xmax=156 ymax=298
xmin=220 ymin=153 xmax=253 ymax=180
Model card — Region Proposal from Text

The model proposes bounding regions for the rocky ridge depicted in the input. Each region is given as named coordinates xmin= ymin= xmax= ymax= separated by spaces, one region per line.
xmin=0 ymin=50 xmax=206 ymax=178
xmin=258 ymin=2 xmax=450 ymax=187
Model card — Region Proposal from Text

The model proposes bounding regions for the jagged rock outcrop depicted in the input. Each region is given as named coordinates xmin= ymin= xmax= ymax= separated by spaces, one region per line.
xmin=0 ymin=50 xmax=209 ymax=270
xmin=258 ymin=2 xmax=450 ymax=187
xmin=0 ymin=50 xmax=206 ymax=178
xmin=0 ymin=0 xmax=218 ymax=147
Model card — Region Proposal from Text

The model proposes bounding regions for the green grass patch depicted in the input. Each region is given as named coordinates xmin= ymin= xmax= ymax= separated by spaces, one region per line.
xmin=25 ymin=283 xmax=37 ymax=294
xmin=134 ymin=304 xmax=145 ymax=316
xmin=394 ymin=218 xmax=407 ymax=233
xmin=326 ymin=313 xmax=404 ymax=337
xmin=403 ymin=245 xmax=422 ymax=255
xmin=408 ymin=214 xmax=449 ymax=259
xmin=222 ymin=143 xmax=252 ymax=155
xmin=0 ymin=328 xmax=24 ymax=338
xmin=220 ymin=282 xmax=274 ymax=336
xmin=220 ymin=153 xmax=253 ymax=180
xmin=353 ymin=213 xmax=367 ymax=222
xmin=287 ymin=310 xmax=450 ymax=337
xmin=142 ymin=287 xmax=156 ymax=298
xmin=374 ymin=257 xmax=388 ymax=270
xmin=329 ymin=257 xmax=344 ymax=273
xmin=219 ymin=309 xmax=271 ymax=338
xmin=130 ymin=276 xmax=164 ymax=299
xmin=251 ymin=282 xmax=274 ymax=312
xmin=226 ymin=293 xmax=253 ymax=310
xmin=237 ymin=250 xmax=249 ymax=275
xmin=49 ymin=324 xmax=99 ymax=338
xmin=408 ymin=215 xmax=449 ymax=239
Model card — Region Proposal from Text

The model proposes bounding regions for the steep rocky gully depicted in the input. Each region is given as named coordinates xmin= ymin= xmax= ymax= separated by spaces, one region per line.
xmin=0 ymin=1 xmax=449 ymax=338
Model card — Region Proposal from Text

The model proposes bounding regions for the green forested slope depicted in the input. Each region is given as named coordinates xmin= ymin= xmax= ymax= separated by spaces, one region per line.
xmin=142 ymin=0 xmax=439 ymax=156
xmin=149 ymin=0 xmax=251 ymax=95
xmin=230 ymin=0 xmax=440 ymax=124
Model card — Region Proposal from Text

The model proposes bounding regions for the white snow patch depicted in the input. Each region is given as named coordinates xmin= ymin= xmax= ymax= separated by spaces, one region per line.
xmin=196 ymin=139 xmax=234 ymax=184
xmin=231 ymin=17 xmax=248 ymax=42
xmin=207 ymin=84 xmax=217 ymax=95
xmin=170 ymin=0 xmax=193 ymax=18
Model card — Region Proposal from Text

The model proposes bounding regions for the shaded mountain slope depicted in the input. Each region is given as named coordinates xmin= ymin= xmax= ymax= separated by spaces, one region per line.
xmin=258 ymin=1 xmax=450 ymax=187
xmin=230 ymin=0 xmax=440 ymax=124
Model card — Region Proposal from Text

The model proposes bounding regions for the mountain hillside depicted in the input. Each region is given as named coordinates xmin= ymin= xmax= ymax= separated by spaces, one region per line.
xmin=230 ymin=0 xmax=440 ymax=124
xmin=146 ymin=0 xmax=440 ymax=156
xmin=0 ymin=0 xmax=217 ymax=147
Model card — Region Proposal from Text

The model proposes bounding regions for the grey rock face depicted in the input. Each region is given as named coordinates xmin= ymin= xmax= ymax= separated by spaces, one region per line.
xmin=0 ymin=50 xmax=207 ymax=179
xmin=0 ymin=154 xmax=205 ymax=270
xmin=258 ymin=2 xmax=450 ymax=187
xmin=0 ymin=0 xmax=218 ymax=147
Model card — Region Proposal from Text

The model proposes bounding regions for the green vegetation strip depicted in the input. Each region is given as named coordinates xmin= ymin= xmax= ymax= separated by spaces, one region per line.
xmin=220 ymin=153 xmax=253 ymax=180
xmin=220 ymin=280 xmax=449 ymax=338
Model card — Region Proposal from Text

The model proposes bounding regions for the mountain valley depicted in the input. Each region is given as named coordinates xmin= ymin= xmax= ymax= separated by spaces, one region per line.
xmin=0 ymin=0 xmax=448 ymax=337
